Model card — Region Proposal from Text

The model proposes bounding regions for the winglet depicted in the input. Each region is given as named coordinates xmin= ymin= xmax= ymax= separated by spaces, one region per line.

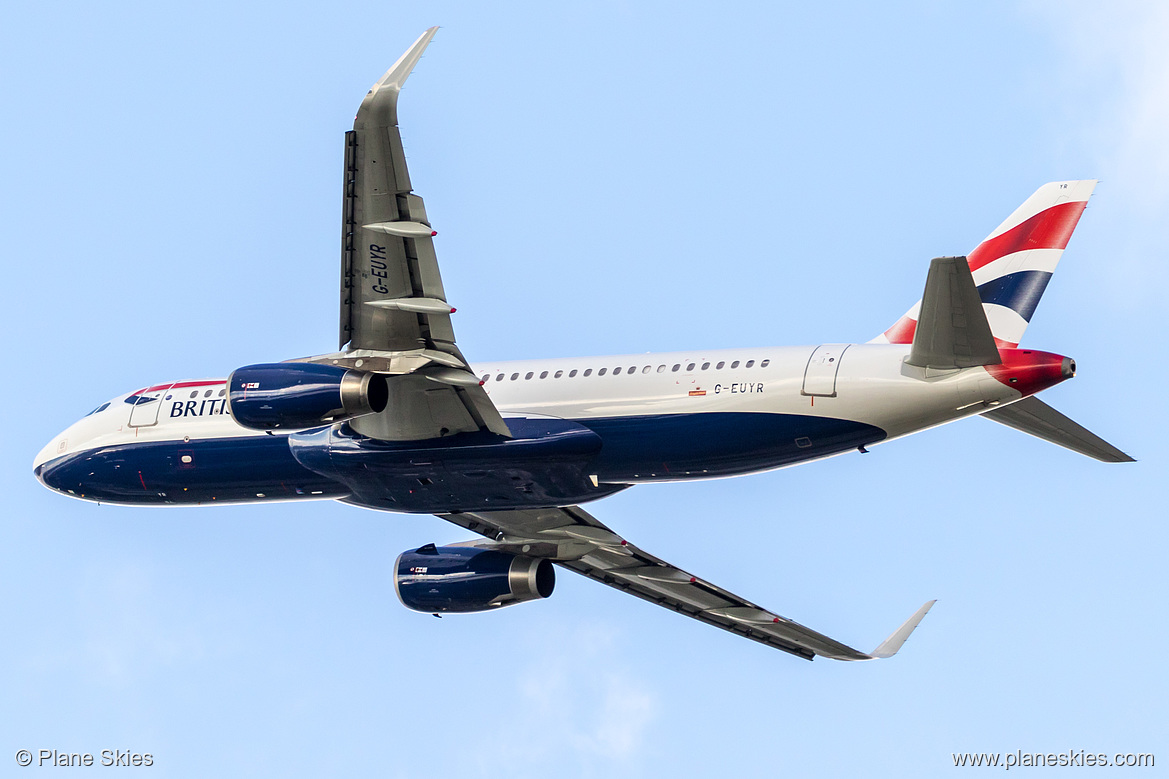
xmin=868 ymin=600 xmax=937 ymax=659
xmin=373 ymin=27 xmax=439 ymax=94
xmin=360 ymin=27 xmax=439 ymax=126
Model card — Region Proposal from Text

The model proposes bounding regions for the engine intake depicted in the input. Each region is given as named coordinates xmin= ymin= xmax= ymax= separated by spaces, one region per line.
xmin=394 ymin=544 xmax=555 ymax=613
xmin=226 ymin=363 xmax=388 ymax=431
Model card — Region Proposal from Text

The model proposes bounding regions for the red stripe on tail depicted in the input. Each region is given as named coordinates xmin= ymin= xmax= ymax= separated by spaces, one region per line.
xmin=967 ymin=201 xmax=1088 ymax=272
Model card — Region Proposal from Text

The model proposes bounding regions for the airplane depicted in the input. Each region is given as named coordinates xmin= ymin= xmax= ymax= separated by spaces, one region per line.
xmin=33 ymin=28 xmax=1133 ymax=662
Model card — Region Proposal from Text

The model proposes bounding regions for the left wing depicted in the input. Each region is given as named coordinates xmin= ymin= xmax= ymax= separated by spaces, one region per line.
xmin=329 ymin=28 xmax=508 ymax=440
xmin=439 ymin=506 xmax=935 ymax=661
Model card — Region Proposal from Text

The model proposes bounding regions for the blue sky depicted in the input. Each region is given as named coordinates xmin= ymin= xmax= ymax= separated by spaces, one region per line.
xmin=2 ymin=2 xmax=1166 ymax=776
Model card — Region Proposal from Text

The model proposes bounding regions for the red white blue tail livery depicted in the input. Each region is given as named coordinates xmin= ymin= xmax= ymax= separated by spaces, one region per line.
xmin=877 ymin=180 xmax=1096 ymax=349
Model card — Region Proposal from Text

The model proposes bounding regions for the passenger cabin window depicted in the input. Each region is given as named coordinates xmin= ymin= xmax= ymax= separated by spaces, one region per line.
xmin=629 ymin=365 xmax=637 ymax=374
xmin=218 ymin=389 xmax=226 ymax=397
xmin=539 ymin=371 xmax=548 ymax=379
xmin=189 ymin=391 xmax=198 ymax=399
xmin=687 ymin=363 xmax=695 ymax=371
xmin=583 ymin=369 xmax=592 ymax=377
xmin=525 ymin=372 xmax=534 ymax=380
xmin=613 ymin=367 xmax=622 ymax=375
xmin=569 ymin=369 xmax=577 ymax=377
xmin=731 ymin=360 xmax=740 ymax=368
xmin=745 ymin=360 xmax=754 ymax=368
xmin=760 ymin=359 xmax=770 ymax=368
xmin=701 ymin=362 xmax=710 ymax=370
xmin=657 ymin=365 xmax=666 ymax=373
xmin=204 ymin=389 xmax=213 ymax=397
xmin=555 ymin=370 xmax=563 ymax=378
xmin=511 ymin=373 xmax=519 ymax=381
xmin=496 ymin=373 xmax=504 ymax=381
xmin=716 ymin=361 xmax=725 ymax=369
xmin=598 ymin=368 xmax=607 ymax=376
xmin=481 ymin=374 xmax=489 ymax=382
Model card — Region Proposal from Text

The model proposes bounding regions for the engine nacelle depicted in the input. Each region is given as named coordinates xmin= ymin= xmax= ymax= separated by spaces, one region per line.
xmin=226 ymin=363 xmax=388 ymax=431
xmin=394 ymin=544 xmax=555 ymax=613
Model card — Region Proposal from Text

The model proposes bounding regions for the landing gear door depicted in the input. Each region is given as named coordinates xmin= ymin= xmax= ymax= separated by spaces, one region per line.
xmin=802 ymin=344 xmax=850 ymax=397
xmin=128 ymin=384 xmax=173 ymax=428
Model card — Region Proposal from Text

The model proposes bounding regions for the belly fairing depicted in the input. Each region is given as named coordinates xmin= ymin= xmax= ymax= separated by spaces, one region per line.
xmin=290 ymin=417 xmax=626 ymax=513
xmin=289 ymin=412 xmax=886 ymax=512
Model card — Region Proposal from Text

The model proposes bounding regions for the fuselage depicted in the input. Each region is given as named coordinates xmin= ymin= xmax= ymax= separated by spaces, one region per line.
xmin=34 ymin=343 xmax=1070 ymax=513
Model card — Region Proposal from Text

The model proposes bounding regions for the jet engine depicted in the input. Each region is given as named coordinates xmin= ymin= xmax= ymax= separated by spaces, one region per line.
xmin=226 ymin=363 xmax=388 ymax=431
xmin=394 ymin=544 xmax=555 ymax=613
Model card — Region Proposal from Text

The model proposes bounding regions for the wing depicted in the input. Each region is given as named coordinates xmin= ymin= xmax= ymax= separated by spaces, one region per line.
xmin=334 ymin=28 xmax=508 ymax=440
xmin=340 ymin=27 xmax=448 ymax=354
xmin=439 ymin=506 xmax=935 ymax=661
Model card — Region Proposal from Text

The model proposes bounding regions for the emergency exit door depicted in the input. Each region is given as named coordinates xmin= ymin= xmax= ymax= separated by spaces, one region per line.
xmin=801 ymin=344 xmax=850 ymax=397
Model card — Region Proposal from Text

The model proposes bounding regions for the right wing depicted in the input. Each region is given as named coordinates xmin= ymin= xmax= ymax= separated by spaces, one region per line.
xmin=439 ymin=505 xmax=935 ymax=661
xmin=340 ymin=27 xmax=449 ymax=355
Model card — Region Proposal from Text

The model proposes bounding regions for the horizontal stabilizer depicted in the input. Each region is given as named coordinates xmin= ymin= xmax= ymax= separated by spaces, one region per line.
xmin=868 ymin=600 xmax=937 ymax=659
xmin=907 ymin=257 xmax=1002 ymax=369
xmin=982 ymin=396 xmax=1135 ymax=462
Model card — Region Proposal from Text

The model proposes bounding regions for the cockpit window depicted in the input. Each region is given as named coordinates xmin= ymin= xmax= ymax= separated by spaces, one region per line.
xmin=85 ymin=402 xmax=111 ymax=416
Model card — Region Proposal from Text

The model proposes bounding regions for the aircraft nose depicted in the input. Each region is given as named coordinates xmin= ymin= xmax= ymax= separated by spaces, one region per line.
xmin=34 ymin=437 xmax=62 ymax=472
xmin=34 ymin=439 xmax=62 ymax=489
xmin=34 ymin=428 xmax=75 ymax=493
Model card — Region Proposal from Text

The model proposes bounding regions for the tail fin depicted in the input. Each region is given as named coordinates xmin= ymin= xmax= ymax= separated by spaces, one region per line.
xmin=875 ymin=180 xmax=1097 ymax=348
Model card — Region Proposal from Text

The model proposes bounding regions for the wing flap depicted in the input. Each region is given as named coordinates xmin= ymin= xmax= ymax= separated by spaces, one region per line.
xmin=349 ymin=372 xmax=511 ymax=441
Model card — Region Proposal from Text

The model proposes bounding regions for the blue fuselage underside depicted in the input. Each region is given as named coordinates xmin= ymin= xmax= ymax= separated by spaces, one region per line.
xmin=36 ymin=413 xmax=886 ymax=512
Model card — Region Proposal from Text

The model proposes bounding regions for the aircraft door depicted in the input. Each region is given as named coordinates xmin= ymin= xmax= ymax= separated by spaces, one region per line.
xmin=128 ymin=384 xmax=173 ymax=427
xmin=802 ymin=344 xmax=850 ymax=397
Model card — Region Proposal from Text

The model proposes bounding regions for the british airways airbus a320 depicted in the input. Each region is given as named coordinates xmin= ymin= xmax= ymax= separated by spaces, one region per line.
xmin=34 ymin=29 xmax=1133 ymax=662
